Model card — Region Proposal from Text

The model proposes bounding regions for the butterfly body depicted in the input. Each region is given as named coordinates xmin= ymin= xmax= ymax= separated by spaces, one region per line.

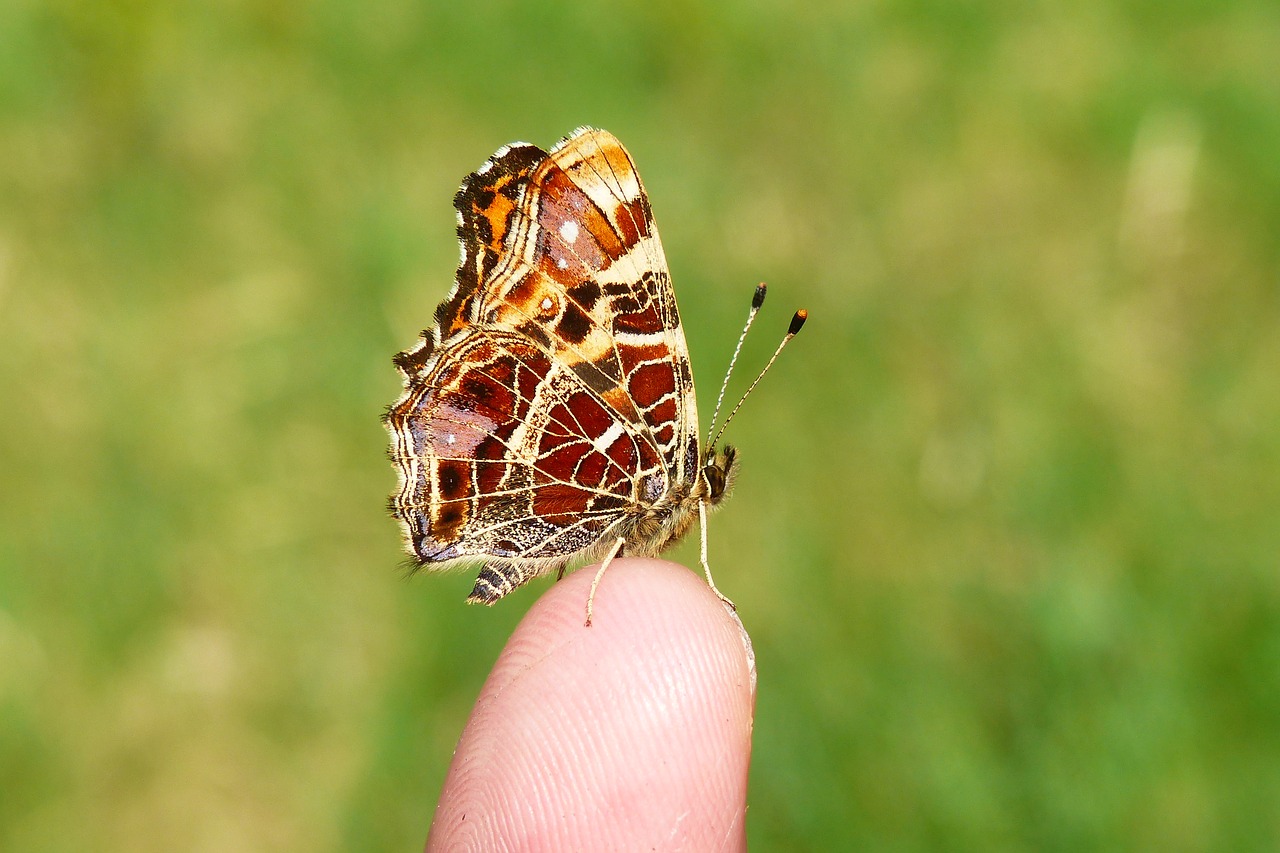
xmin=386 ymin=128 xmax=738 ymax=606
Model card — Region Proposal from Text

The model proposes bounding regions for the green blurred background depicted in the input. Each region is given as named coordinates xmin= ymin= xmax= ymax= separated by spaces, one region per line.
xmin=3 ymin=1 xmax=1279 ymax=849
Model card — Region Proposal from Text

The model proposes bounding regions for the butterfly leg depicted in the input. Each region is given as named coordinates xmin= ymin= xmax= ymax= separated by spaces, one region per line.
xmin=699 ymin=500 xmax=736 ymax=612
xmin=585 ymin=536 xmax=626 ymax=627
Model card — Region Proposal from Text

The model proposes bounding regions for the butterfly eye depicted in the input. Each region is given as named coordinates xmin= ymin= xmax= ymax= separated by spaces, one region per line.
xmin=702 ymin=463 xmax=727 ymax=500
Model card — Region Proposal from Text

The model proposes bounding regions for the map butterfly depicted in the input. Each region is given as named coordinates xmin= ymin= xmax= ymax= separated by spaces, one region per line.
xmin=386 ymin=128 xmax=804 ymax=624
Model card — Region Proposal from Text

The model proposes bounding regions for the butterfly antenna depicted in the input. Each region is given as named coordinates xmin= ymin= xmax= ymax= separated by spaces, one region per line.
xmin=710 ymin=307 xmax=807 ymax=450
xmin=707 ymin=283 xmax=768 ymax=446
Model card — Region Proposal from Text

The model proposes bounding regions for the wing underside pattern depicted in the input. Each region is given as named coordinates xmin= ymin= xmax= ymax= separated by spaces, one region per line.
xmin=386 ymin=129 xmax=704 ymax=601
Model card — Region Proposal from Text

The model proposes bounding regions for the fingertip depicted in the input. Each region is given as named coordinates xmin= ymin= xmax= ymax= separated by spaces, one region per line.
xmin=428 ymin=558 xmax=754 ymax=851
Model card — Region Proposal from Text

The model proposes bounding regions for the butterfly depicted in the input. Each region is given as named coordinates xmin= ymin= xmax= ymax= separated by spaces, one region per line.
xmin=385 ymin=127 xmax=803 ymax=624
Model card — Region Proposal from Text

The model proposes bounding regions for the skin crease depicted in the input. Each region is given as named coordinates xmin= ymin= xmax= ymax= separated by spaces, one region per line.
xmin=427 ymin=558 xmax=756 ymax=852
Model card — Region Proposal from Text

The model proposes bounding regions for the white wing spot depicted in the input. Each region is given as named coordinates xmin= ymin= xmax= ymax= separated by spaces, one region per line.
xmin=556 ymin=257 xmax=568 ymax=269
xmin=541 ymin=296 xmax=554 ymax=311
xmin=592 ymin=421 xmax=625 ymax=456
xmin=446 ymin=433 xmax=456 ymax=446
xmin=559 ymin=220 xmax=579 ymax=244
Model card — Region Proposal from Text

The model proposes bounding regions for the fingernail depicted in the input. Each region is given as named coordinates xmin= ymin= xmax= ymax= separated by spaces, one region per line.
xmin=726 ymin=606 xmax=756 ymax=696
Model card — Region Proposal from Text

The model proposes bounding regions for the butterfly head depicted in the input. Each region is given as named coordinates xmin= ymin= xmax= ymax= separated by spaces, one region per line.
xmin=701 ymin=444 xmax=739 ymax=505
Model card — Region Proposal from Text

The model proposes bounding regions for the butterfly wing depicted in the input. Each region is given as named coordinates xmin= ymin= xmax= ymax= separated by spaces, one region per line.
xmin=386 ymin=129 xmax=699 ymax=601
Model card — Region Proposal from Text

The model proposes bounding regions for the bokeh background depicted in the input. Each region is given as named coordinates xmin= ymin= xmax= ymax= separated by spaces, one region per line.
xmin=3 ymin=1 xmax=1279 ymax=849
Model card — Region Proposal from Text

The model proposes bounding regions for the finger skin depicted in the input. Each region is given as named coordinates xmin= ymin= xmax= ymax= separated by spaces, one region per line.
xmin=427 ymin=557 xmax=756 ymax=852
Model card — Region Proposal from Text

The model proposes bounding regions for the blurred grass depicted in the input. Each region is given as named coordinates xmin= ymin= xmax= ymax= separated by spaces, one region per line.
xmin=2 ymin=0 xmax=1279 ymax=849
